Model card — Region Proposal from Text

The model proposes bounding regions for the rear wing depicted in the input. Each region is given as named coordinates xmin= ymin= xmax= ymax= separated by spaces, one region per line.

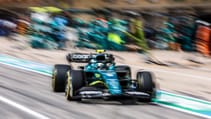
xmin=66 ymin=53 xmax=115 ymax=63
xmin=66 ymin=53 xmax=91 ymax=63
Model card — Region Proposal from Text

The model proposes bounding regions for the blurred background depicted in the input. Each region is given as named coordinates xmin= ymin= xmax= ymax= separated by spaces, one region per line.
xmin=0 ymin=0 xmax=210 ymax=54
xmin=0 ymin=1 xmax=211 ymax=119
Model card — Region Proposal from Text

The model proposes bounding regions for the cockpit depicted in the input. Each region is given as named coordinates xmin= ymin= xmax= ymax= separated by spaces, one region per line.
xmin=86 ymin=54 xmax=115 ymax=70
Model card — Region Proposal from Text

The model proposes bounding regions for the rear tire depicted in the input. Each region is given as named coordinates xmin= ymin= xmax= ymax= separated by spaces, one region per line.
xmin=136 ymin=71 xmax=156 ymax=102
xmin=52 ymin=64 xmax=71 ymax=92
xmin=65 ymin=70 xmax=84 ymax=101
xmin=115 ymin=65 xmax=131 ymax=77
xmin=115 ymin=65 xmax=132 ymax=88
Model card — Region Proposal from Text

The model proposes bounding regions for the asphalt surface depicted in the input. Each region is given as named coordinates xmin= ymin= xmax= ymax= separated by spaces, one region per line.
xmin=0 ymin=64 xmax=204 ymax=119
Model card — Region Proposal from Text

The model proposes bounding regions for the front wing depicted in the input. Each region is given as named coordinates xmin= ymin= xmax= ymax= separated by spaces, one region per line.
xmin=74 ymin=89 xmax=151 ymax=100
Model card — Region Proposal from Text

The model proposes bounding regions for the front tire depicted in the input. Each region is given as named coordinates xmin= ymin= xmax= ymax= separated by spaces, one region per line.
xmin=136 ymin=71 xmax=156 ymax=102
xmin=52 ymin=64 xmax=71 ymax=92
xmin=65 ymin=70 xmax=84 ymax=101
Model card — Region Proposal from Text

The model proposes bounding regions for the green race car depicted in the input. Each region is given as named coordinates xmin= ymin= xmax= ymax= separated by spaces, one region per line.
xmin=52 ymin=50 xmax=157 ymax=102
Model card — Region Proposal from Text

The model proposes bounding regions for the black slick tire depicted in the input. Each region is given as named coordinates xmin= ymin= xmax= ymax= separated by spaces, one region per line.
xmin=65 ymin=70 xmax=84 ymax=101
xmin=136 ymin=71 xmax=156 ymax=102
xmin=52 ymin=64 xmax=71 ymax=92
xmin=115 ymin=65 xmax=131 ymax=77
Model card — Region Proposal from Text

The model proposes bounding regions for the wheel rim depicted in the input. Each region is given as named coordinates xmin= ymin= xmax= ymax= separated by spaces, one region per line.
xmin=65 ymin=81 xmax=70 ymax=98
xmin=65 ymin=71 xmax=73 ymax=99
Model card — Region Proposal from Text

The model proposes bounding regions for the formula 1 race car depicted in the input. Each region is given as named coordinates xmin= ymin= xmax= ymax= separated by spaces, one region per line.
xmin=52 ymin=50 xmax=157 ymax=102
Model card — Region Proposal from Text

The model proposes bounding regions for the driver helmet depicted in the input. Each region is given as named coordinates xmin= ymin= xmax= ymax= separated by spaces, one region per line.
xmin=90 ymin=59 xmax=96 ymax=63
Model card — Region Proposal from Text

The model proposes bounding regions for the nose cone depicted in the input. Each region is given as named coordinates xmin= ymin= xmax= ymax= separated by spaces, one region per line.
xmin=101 ymin=71 xmax=122 ymax=95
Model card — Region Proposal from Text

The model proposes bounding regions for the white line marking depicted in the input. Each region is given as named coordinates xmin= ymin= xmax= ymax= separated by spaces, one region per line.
xmin=154 ymin=103 xmax=211 ymax=119
xmin=0 ymin=95 xmax=50 ymax=119
xmin=160 ymin=90 xmax=211 ymax=104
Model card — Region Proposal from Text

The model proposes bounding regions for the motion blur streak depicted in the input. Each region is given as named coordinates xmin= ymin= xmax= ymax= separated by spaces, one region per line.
xmin=129 ymin=64 xmax=211 ymax=81
xmin=0 ymin=95 xmax=50 ymax=119
xmin=0 ymin=64 xmax=203 ymax=119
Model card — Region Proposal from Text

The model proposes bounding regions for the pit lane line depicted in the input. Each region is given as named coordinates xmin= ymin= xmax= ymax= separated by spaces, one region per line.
xmin=154 ymin=103 xmax=211 ymax=119
xmin=0 ymin=95 xmax=50 ymax=119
